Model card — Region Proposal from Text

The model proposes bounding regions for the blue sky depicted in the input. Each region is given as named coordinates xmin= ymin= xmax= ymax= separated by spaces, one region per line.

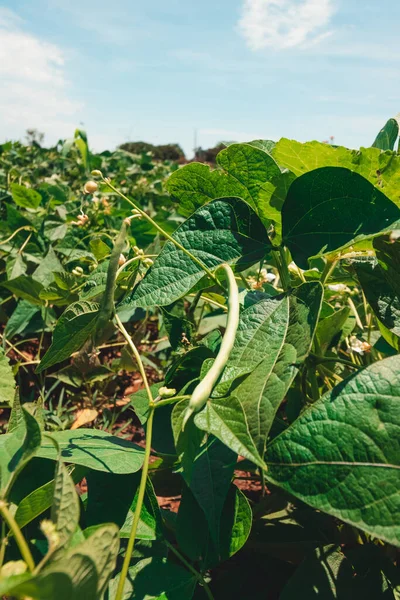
xmin=1 ymin=0 xmax=399 ymax=156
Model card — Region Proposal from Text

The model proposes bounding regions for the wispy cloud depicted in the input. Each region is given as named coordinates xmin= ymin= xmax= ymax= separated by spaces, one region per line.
xmin=0 ymin=8 xmax=82 ymax=143
xmin=238 ymin=0 xmax=336 ymax=50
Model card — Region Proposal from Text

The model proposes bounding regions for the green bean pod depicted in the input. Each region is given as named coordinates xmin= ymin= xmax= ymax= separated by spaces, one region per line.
xmin=182 ymin=263 xmax=239 ymax=429
xmin=93 ymin=221 xmax=127 ymax=346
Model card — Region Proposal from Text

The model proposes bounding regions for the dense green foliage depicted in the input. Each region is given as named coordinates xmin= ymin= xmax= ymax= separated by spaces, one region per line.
xmin=0 ymin=118 xmax=400 ymax=598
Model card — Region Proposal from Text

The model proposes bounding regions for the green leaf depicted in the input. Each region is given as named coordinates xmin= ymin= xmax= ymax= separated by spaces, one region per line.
xmin=280 ymin=545 xmax=354 ymax=599
xmin=0 ymin=408 xmax=41 ymax=498
xmin=14 ymin=480 xmax=54 ymax=529
xmin=37 ymin=429 xmax=144 ymax=474
xmin=36 ymin=301 xmax=99 ymax=373
xmin=166 ymin=142 xmax=281 ymax=218
xmin=2 ymin=275 xmax=44 ymax=305
xmin=6 ymin=253 xmax=27 ymax=280
xmin=122 ymin=198 xmax=270 ymax=310
xmin=266 ymin=355 xmax=400 ymax=547
xmin=195 ymin=283 xmax=322 ymax=467
xmin=0 ymin=571 xmax=76 ymax=600
xmin=86 ymin=471 xmax=162 ymax=541
xmin=32 ymin=247 xmax=64 ymax=287
xmin=79 ymin=261 xmax=109 ymax=301
xmin=372 ymin=118 xmax=399 ymax=151
xmin=120 ymin=478 xmax=164 ymax=541
xmin=43 ymin=218 xmax=68 ymax=241
xmin=176 ymin=483 xmax=251 ymax=569
xmin=4 ymin=300 xmax=40 ymax=340
xmin=355 ymin=260 xmax=400 ymax=339
xmin=161 ymin=302 xmax=194 ymax=351
xmin=10 ymin=183 xmax=42 ymax=209
xmin=109 ymin=557 xmax=197 ymax=600
xmin=65 ymin=524 xmax=119 ymax=596
xmin=51 ymin=459 xmax=80 ymax=545
xmin=316 ymin=306 xmax=351 ymax=352
xmin=282 ymin=167 xmax=400 ymax=269
xmin=213 ymin=294 xmax=290 ymax=397
xmin=272 ymin=138 xmax=400 ymax=210
xmin=89 ymin=237 xmax=110 ymax=261
xmin=180 ymin=436 xmax=236 ymax=550
xmin=0 ymin=349 xmax=16 ymax=406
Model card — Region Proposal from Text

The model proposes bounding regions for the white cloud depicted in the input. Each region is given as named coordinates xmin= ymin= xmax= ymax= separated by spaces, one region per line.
xmin=0 ymin=8 xmax=82 ymax=144
xmin=238 ymin=0 xmax=336 ymax=50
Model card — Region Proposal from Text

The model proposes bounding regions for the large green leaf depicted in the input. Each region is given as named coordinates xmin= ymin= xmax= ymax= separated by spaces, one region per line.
xmin=213 ymin=294 xmax=289 ymax=397
xmin=37 ymin=429 xmax=144 ymax=474
xmin=372 ymin=118 xmax=399 ymax=151
xmin=195 ymin=283 xmax=322 ymax=467
xmin=266 ymin=356 xmax=400 ymax=546
xmin=37 ymin=301 xmax=99 ymax=373
xmin=0 ymin=349 xmax=15 ymax=406
xmin=10 ymin=183 xmax=42 ymax=209
xmin=166 ymin=142 xmax=281 ymax=217
xmin=282 ymin=167 xmax=400 ymax=269
xmin=272 ymin=139 xmax=400 ymax=210
xmin=121 ymin=198 xmax=270 ymax=311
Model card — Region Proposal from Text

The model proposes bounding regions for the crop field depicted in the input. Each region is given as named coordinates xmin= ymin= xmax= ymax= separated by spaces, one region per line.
xmin=0 ymin=119 xmax=399 ymax=599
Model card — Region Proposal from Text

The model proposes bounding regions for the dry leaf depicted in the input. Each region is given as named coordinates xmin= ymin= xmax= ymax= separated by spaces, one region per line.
xmin=71 ymin=408 xmax=98 ymax=430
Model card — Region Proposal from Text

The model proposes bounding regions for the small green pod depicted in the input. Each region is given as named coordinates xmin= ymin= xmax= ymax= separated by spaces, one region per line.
xmin=93 ymin=221 xmax=127 ymax=346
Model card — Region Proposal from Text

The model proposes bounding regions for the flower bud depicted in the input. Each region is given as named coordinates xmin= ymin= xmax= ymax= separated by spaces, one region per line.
xmin=143 ymin=258 xmax=154 ymax=267
xmin=0 ymin=560 xmax=27 ymax=578
xmin=40 ymin=519 xmax=60 ymax=548
xmin=84 ymin=181 xmax=98 ymax=194
xmin=118 ymin=254 xmax=126 ymax=266
xmin=159 ymin=386 xmax=177 ymax=399
xmin=91 ymin=169 xmax=102 ymax=177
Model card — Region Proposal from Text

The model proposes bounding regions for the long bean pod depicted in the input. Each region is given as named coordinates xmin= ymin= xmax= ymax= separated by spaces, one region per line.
xmin=182 ymin=263 xmax=239 ymax=429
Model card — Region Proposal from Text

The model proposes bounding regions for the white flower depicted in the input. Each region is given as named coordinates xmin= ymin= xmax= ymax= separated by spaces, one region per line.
xmin=328 ymin=284 xmax=350 ymax=294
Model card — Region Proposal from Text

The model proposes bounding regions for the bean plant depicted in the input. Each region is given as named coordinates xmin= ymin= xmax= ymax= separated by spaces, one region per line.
xmin=0 ymin=118 xmax=399 ymax=598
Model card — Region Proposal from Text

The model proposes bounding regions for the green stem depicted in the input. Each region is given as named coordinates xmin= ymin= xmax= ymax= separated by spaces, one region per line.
xmin=165 ymin=541 xmax=215 ymax=600
xmin=100 ymin=177 xmax=219 ymax=285
xmin=188 ymin=294 xmax=227 ymax=312
xmin=115 ymin=405 xmax=155 ymax=600
xmin=310 ymin=353 xmax=360 ymax=370
xmin=114 ymin=313 xmax=157 ymax=600
xmin=320 ymin=259 xmax=338 ymax=285
xmin=275 ymin=246 xmax=291 ymax=291
xmin=309 ymin=369 xmax=320 ymax=401
xmin=115 ymin=314 xmax=153 ymax=407
xmin=239 ymin=272 xmax=251 ymax=290
xmin=154 ymin=395 xmax=190 ymax=409
xmin=347 ymin=297 xmax=364 ymax=331
xmin=0 ymin=501 xmax=35 ymax=572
